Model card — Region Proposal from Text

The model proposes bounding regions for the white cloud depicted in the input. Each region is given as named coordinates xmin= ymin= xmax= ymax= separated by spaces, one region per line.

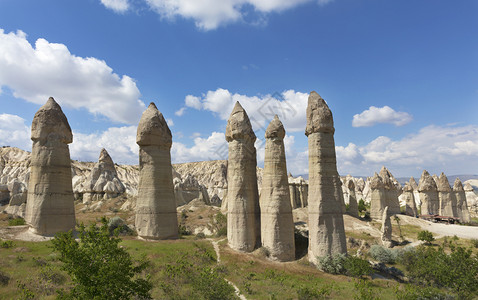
xmin=336 ymin=124 xmax=478 ymax=177
xmin=144 ymin=0 xmax=326 ymax=30
xmin=171 ymin=131 xmax=227 ymax=162
xmin=0 ymin=29 xmax=145 ymax=124
xmin=166 ymin=118 xmax=174 ymax=127
xmin=0 ymin=114 xmax=31 ymax=151
xmin=181 ymin=88 xmax=309 ymax=133
xmin=100 ymin=0 xmax=130 ymax=13
xmin=175 ymin=107 xmax=186 ymax=116
xmin=352 ymin=106 xmax=413 ymax=127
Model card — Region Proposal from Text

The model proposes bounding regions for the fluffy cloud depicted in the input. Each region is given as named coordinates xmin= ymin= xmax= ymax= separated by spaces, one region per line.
xmin=336 ymin=124 xmax=478 ymax=177
xmin=172 ymin=131 xmax=227 ymax=163
xmin=100 ymin=0 xmax=130 ymax=13
xmin=0 ymin=29 xmax=145 ymax=124
xmin=0 ymin=114 xmax=31 ymax=151
xmin=352 ymin=106 xmax=413 ymax=127
xmin=179 ymin=88 xmax=309 ymax=133
xmin=144 ymin=0 xmax=327 ymax=30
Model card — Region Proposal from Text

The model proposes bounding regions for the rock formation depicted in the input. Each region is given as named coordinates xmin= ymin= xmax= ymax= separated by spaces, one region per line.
xmin=288 ymin=176 xmax=308 ymax=209
xmin=135 ymin=103 xmax=178 ymax=240
xmin=370 ymin=173 xmax=385 ymax=220
xmin=454 ymin=179 xmax=471 ymax=223
xmin=409 ymin=177 xmax=421 ymax=208
xmin=346 ymin=179 xmax=359 ymax=217
xmin=81 ymin=148 xmax=125 ymax=203
xmin=173 ymin=173 xmax=210 ymax=206
xmin=24 ymin=97 xmax=76 ymax=235
xmin=260 ymin=115 xmax=295 ymax=261
xmin=418 ymin=170 xmax=439 ymax=215
xmin=401 ymin=180 xmax=418 ymax=217
xmin=464 ymin=182 xmax=478 ymax=214
xmin=380 ymin=206 xmax=393 ymax=248
xmin=305 ymin=91 xmax=347 ymax=262
xmin=379 ymin=167 xmax=401 ymax=215
xmin=225 ymin=101 xmax=261 ymax=252
xmin=436 ymin=173 xmax=455 ymax=217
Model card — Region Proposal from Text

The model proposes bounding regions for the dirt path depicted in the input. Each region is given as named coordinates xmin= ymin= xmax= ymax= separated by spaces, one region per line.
xmin=397 ymin=215 xmax=478 ymax=239
xmin=209 ymin=238 xmax=247 ymax=300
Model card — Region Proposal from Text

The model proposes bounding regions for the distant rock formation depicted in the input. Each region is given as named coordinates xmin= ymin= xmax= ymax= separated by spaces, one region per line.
xmin=401 ymin=180 xmax=418 ymax=217
xmin=454 ymin=179 xmax=471 ymax=223
xmin=436 ymin=173 xmax=455 ymax=217
xmin=370 ymin=173 xmax=385 ymax=220
xmin=80 ymin=148 xmax=125 ymax=203
xmin=418 ymin=170 xmax=439 ymax=215
xmin=288 ymin=175 xmax=308 ymax=209
xmin=226 ymin=102 xmax=261 ymax=252
xmin=346 ymin=179 xmax=359 ymax=217
xmin=24 ymin=97 xmax=76 ymax=235
xmin=135 ymin=103 xmax=178 ymax=240
xmin=173 ymin=173 xmax=210 ymax=206
xmin=380 ymin=206 xmax=393 ymax=248
xmin=260 ymin=116 xmax=295 ymax=261
xmin=305 ymin=91 xmax=347 ymax=263
xmin=379 ymin=166 xmax=401 ymax=215
xmin=464 ymin=182 xmax=478 ymax=214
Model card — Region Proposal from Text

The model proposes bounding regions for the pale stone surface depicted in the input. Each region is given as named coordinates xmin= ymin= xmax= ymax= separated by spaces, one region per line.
xmin=24 ymin=97 xmax=76 ymax=235
xmin=81 ymin=148 xmax=125 ymax=203
xmin=288 ymin=176 xmax=308 ymax=208
xmin=260 ymin=115 xmax=295 ymax=261
xmin=402 ymin=181 xmax=418 ymax=217
xmin=379 ymin=166 xmax=401 ymax=215
xmin=454 ymin=179 xmax=471 ymax=223
xmin=135 ymin=102 xmax=178 ymax=240
xmin=436 ymin=173 xmax=455 ymax=217
xmin=370 ymin=173 xmax=386 ymax=220
xmin=305 ymin=91 xmax=347 ymax=263
xmin=226 ymin=101 xmax=261 ymax=252
xmin=464 ymin=183 xmax=478 ymax=214
xmin=409 ymin=177 xmax=421 ymax=208
xmin=418 ymin=170 xmax=439 ymax=215
xmin=380 ymin=206 xmax=393 ymax=248
xmin=346 ymin=179 xmax=359 ymax=217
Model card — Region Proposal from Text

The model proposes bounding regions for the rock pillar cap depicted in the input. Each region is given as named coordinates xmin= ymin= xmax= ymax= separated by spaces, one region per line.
xmin=31 ymin=97 xmax=72 ymax=144
xmin=453 ymin=178 xmax=464 ymax=191
xmin=136 ymin=102 xmax=172 ymax=147
xmin=265 ymin=115 xmax=285 ymax=139
xmin=418 ymin=170 xmax=437 ymax=192
xmin=305 ymin=91 xmax=334 ymax=136
xmin=225 ymin=101 xmax=256 ymax=143
xmin=437 ymin=172 xmax=452 ymax=192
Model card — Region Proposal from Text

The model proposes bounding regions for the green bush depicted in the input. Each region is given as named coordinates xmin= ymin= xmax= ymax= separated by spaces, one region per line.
xmin=369 ymin=245 xmax=396 ymax=264
xmin=353 ymin=279 xmax=378 ymax=300
xmin=213 ymin=212 xmax=227 ymax=237
xmin=471 ymin=239 xmax=478 ymax=248
xmin=8 ymin=217 xmax=26 ymax=226
xmin=0 ymin=270 xmax=10 ymax=286
xmin=0 ymin=240 xmax=15 ymax=249
xmin=297 ymin=285 xmax=331 ymax=300
xmin=317 ymin=253 xmax=346 ymax=274
xmin=107 ymin=216 xmax=134 ymax=236
xmin=401 ymin=244 xmax=478 ymax=299
xmin=358 ymin=199 xmax=366 ymax=212
xmin=344 ymin=256 xmax=372 ymax=278
xmin=417 ymin=230 xmax=435 ymax=244
xmin=51 ymin=218 xmax=152 ymax=299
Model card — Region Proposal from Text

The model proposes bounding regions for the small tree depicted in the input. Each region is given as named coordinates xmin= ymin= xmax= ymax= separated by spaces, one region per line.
xmin=51 ymin=218 xmax=152 ymax=299
xmin=417 ymin=230 xmax=435 ymax=245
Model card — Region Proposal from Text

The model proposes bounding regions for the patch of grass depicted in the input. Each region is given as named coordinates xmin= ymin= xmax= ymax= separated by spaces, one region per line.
xmin=8 ymin=218 xmax=26 ymax=226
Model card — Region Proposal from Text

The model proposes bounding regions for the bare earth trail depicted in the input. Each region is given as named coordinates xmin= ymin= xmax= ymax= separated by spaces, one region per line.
xmin=396 ymin=215 xmax=478 ymax=239
xmin=209 ymin=238 xmax=247 ymax=300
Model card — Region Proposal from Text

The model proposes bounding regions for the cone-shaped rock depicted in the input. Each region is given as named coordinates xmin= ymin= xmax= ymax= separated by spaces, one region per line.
xmin=135 ymin=103 xmax=178 ymax=239
xmin=402 ymin=182 xmax=418 ymax=216
xmin=409 ymin=177 xmax=421 ymax=209
xmin=305 ymin=91 xmax=347 ymax=262
xmin=418 ymin=170 xmax=439 ymax=215
xmin=380 ymin=206 xmax=393 ymax=248
xmin=82 ymin=148 xmax=125 ymax=203
xmin=453 ymin=178 xmax=471 ymax=223
xmin=437 ymin=173 xmax=455 ymax=217
xmin=260 ymin=115 xmax=295 ymax=261
xmin=24 ymin=97 xmax=75 ymax=235
xmin=226 ymin=102 xmax=260 ymax=252
xmin=346 ymin=179 xmax=359 ymax=217
xmin=370 ymin=173 xmax=386 ymax=220
xmin=379 ymin=167 xmax=401 ymax=215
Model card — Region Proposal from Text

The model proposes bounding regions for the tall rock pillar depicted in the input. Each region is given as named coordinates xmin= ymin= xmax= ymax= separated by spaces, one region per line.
xmin=437 ymin=173 xmax=455 ymax=217
xmin=402 ymin=180 xmax=418 ymax=217
xmin=135 ymin=103 xmax=178 ymax=240
xmin=260 ymin=116 xmax=295 ymax=261
xmin=370 ymin=173 xmax=386 ymax=220
xmin=454 ymin=178 xmax=471 ymax=223
xmin=418 ymin=170 xmax=439 ymax=215
xmin=226 ymin=102 xmax=260 ymax=252
xmin=305 ymin=91 xmax=347 ymax=263
xmin=25 ymin=97 xmax=76 ymax=235
xmin=346 ymin=179 xmax=359 ymax=218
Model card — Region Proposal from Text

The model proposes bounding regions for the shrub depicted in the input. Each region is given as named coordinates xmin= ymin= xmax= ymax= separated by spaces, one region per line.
xmin=317 ymin=253 xmax=346 ymax=275
xmin=344 ymin=256 xmax=373 ymax=278
xmin=358 ymin=199 xmax=366 ymax=212
xmin=417 ymin=230 xmax=434 ymax=244
xmin=51 ymin=218 xmax=152 ymax=299
xmin=471 ymin=239 xmax=478 ymax=248
xmin=195 ymin=232 xmax=206 ymax=239
xmin=107 ymin=216 xmax=134 ymax=236
xmin=354 ymin=279 xmax=378 ymax=300
xmin=0 ymin=270 xmax=10 ymax=286
xmin=369 ymin=245 xmax=395 ymax=264
xmin=213 ymin=212 xmax=227 ymax=237
xmin=8 ymin=218 xmax=26 ymax=226
xmin=297 ymin=285 xmax=331 ymax=300
xmin=0 ymin=240 xmax=15 ymax=249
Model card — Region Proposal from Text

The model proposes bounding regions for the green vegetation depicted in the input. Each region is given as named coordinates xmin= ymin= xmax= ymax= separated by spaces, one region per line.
xmin=8 ymin=217 xmax=26 ymax=226
xmin=417 ymin=230 xmax=435 ymax=244
xmin=51 ymin=218 xmax=152 ymax=299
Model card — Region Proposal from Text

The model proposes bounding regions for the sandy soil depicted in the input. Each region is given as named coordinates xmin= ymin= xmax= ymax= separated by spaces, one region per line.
xmin=396 ymin=214 xmax=478 ymax=239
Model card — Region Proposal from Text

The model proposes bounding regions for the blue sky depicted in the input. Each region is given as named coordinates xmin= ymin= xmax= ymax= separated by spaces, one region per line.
xmin=0 ymin=0 xmax=477 ymax=178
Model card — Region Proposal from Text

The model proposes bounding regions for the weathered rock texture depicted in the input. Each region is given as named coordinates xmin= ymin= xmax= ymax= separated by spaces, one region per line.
xmin=418 ymin=170 xmax=439 ymax=215
xmin=370 ymin=173 xmax=386 ymax=220
xmin=288 ymin=175 xmax=308 ymax=209
xmin=135 ymin=103 xmax=178 ymax=239
xmin=437 ymin=173 xmax=455 ymax=217
xmin=226 ymin=102 xmax=261 ymax=252
xmin=24 ymin=98 xmax=76 ymax=235
xmin=379 ymin=167 xmax=401 ymax=215
xmin=464 ymin=183 xmax=478 ymax=214
xmin=260 ymin=116 xmax=295 ymax=261
xmin=409 ymin=177 xmax=421 ymax=208
xmin=380 ymin=206 xmax=393 ymax=248
xmin=454 ymin=179 xmax=471 ymax=223
xmin=80 ymin=148 xmax=125 ymax=203
xmin=401 ymin=180 xmax=418 ymax=217
xmin=305 ymin=91 xmax=347 ymax=263
xmin=346 ymin=179 xmax=359 ymax=217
